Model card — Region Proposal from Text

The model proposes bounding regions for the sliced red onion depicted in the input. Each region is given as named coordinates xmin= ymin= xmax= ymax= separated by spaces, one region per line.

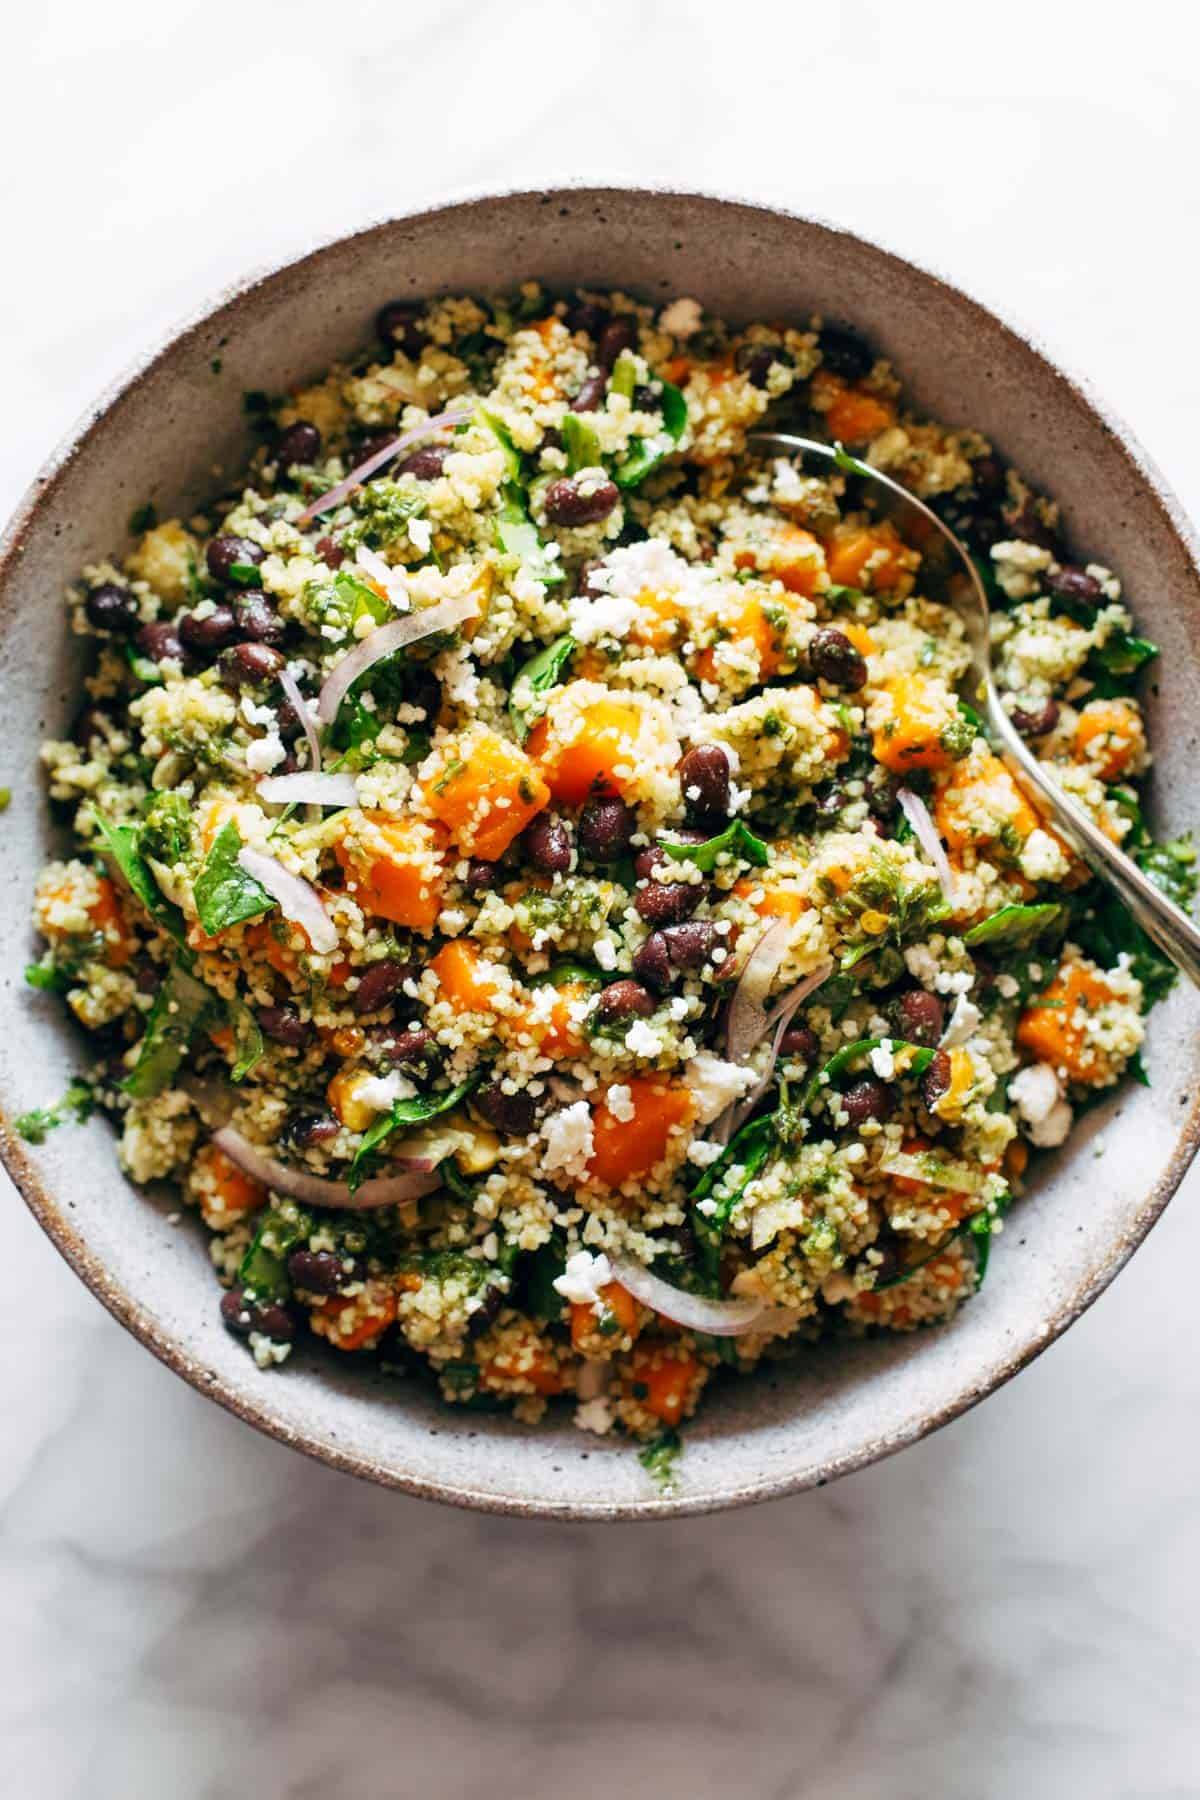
xmin=236 ymin=847 xmax=339 ymax=955
xmin=720 ymin=957 xmax=835 ymax=1139
xmin=609 ymin=1256 xmax=767 ymax=1337
xmin=315 ymin=589 xmax=481 ymax=726
xmin=256 ymin=771 xmax=359 ymax=808
xmin=212 ymin=1127 xmax=442 ymax=1212
xmin=278 ymin=667 xmax=322 ymax=774
xmin=297 ymin=407 xmax=472 ymax=525
xmin=725 ymin=919 xmax=794 ymax=1063
xmin=897 ymin=787 xmax=957 ymax=907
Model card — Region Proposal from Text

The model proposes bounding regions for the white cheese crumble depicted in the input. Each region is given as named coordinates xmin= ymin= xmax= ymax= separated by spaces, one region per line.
xmin=407 ymin=516 xmax=433 ymax=555
xmin=1010 ymin=1062 xmax=1073 ymax=1148
xmin=354 ymin=1072 xmax=418 ymax=1113
xmin=606 ymin=1083 xmax=636 ymax=1123
xmin=658 ymin=296 xmax=703 ymax=338
xmin=553 ymin=1248 xmax=613 ymax=1307
xmin=869 ymin=1039 xmax=896 ymax=1080
xmin=685 ymin=1051 xmax=757 ymax=1125
xmin=245 ymin=732 xmax=286 ymax=773
xmin=540 ymin=1102 xmax=595 ymax=1182
xmin=624 ymin=1019 xmax=663 ymax=1059
xmin=940 ymin=995 xmax=982 ymax=1048
xmin=575 ymin=1396 xmax=616 ymax=1436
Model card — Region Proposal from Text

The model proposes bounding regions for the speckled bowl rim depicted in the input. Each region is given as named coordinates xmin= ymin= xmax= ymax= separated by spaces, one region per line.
xmin=2 ymin=182 xmax=1198 ymax=1521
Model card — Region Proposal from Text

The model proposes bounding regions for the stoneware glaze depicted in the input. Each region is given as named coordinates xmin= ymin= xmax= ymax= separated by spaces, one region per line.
xmin=2 ymin=186 xmax=1197 ymax=1520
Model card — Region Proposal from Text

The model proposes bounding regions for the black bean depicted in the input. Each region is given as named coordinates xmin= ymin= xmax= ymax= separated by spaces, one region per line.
xmin=84 ymin=582 xmax=140 ymax=634
xmin=179 ymin=603 xmax=239 ymax=652
xmin=921 ymin=1049 xmax=953 ymax=1112
xmin=233 ymin=590 xmax=287 ymax=647
xmin=892 ymin=989 xmax=945 ymax=1048
xmin=578 ymin=796 xmax=635 ymax=862
xmin=540 ymin=427 xmax=564 ymax=456
xmin=633 ymin=845 xmax=666 ymax=883
xmin=466 ymin=1281 xmax=505 ymax=1339
xmin=376 ymin=300 xmax=426 ymax=357
xmin=136 ymin=620 xmax=187 ymax=666
xmin=314 ymin=535 xmax=345 ymax=570
xmin=285 ymin=1109 xmax=340 ymax=1149
xmin=474 ymin=1082 xmax=536 ymax=1136
xmin=220 ymin=1285 xmax=295 ymax=1342
xmin=1045 ymin=564 xmax=1102 ymax=606
xmin=256 ymin=1003 xmax=311 ymax=1048
xmin=679 ymin=745 xmax=731 ymax=821
xmin=353 ymin=959 xmax=410 ymax=1016
xmin=818 ymin=324 xmax=873 ymax=382
xmin=1010 ymin=697 xmax=1061 ymax=738
xmin=543 ymin=476 xmax=620 ymax=527
xmin=632 ymin=384 xmax=662 ymax=415
xmin=841 ymin=1077 xmax=894 ymax=1126
xmin=735 ymin=342 xmax=793 ymax=389
xmin=659 ymin=919 xmax=717 ymax=969
xmin=206 ymin=535 xmax=265 ymax=584
xmin=780 ymin=1023 xmax=819 ymax=1062
xmin=635 ymin=875 xmax=703 ymax=927
xmin=463 ymin=858 xmax=498 ymax=894
xmin=372 ymin=1024 xmax=438 ymax=1070
xmin=632 ymin=933 xmax=672 ymax=993
xmin=287 ymin=1249 xmax=355 ymax=1296
xmin=523 ymin=813 xmax=572 ymax=875
xmin=397 ymin=443 xmax=450 ymax=481
xmin=275 ymin=420 xmax=322 ymax=470
xmin=597 ymin=317 xmax=636 ymax=370
xmin=570 ymin=373 xmax=609 ymax=414
xmin=597 ymin=979 xmax=656 ymax=1021
xmin=810 ymin=626 xmax=867 ymax=691
xmin=566 ymin=297 xmax=609 ymax=337
xmin=354 ymin=432 xmax=399 ymax=468
xmin=864 ymin=766 xmax=901 ymax=821
xmin=217 ymin=642 xmax=285 ymax=686
xmin=1004 ymin=500 xmax=1059 ymax=553
xmin=275 ymin=678 xmax=312 ymax=741
xmin=405 ymin=668 xmax=442 ymax=724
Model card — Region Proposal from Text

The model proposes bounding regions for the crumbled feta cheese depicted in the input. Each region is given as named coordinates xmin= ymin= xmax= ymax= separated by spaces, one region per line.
xmin=1010 ymin=1062 xmax=1073 ymax=1147
xmin=575 ymin=1396 xmax=616 ymax=1435
xmin=995 ymin=972 xmax=1020 ymax=1000
xmin=566 ymin=590 xmax=640 ymax=644
xmin=606 ymin=1083 xmax=636 ymax=1123
xmin=685 ymin=1050 xmax=757 ymax=1125
xmin=624 ymin=1019 xmax=663 ymax=1059
xmin=553 ymin=1248 xmax=612 ymax=1306
xmin=869 ymin=1039 xmax=896 ymax=1079
xmin=245 ymin=731 xmax=285 ymax=773
xmin=540 ymin=1102 xmax=595 ymax=1181
xmin=687 ymin=1138 xmax=724 ymax=1167
xmin=658 ymin=296 xmax=703 ymax=338
xmin=407 ymin=516 xmax=433 ymax=555
xmin=940 ymin=995 xmax=982 ymax=1048
xmin=354 ymin=1071 xmax=418 ymax=1113
xmin=593 ymin=936 xmax=618 ymax=972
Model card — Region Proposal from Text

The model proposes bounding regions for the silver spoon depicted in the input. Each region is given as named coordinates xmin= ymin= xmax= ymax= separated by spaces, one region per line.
xmin=749 ymin=431 xmax=1200 ymax=988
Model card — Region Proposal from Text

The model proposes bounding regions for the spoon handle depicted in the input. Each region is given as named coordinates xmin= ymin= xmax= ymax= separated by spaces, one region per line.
xmin=987 ymin=687 xmax=1200 ymax=989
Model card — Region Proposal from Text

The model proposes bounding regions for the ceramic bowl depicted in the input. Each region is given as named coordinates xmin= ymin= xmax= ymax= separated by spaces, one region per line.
xmin=3 ymin=186 xmax=1198 ymax=1519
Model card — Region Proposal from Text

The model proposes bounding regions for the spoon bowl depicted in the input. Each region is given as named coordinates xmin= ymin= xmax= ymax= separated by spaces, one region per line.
xmin=750 ymin=430 xmax=1200 ymax=988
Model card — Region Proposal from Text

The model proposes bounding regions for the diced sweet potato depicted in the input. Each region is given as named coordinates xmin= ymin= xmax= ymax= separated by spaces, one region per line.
xmin=734 ymin=522 xmax=827 ymax=598
xmin=570 ymin=1282 xmax=640 ymax=1353
xmin=528 ymin=697 xmax=645 ymax=806
xmin=531 ymin=979 xmax=592 ymax=1060
xmin=194 ymin=1143 xmax=267 ymax=1230
xmin=627 ymin=1343 xmax=703 ymax=1427
xmin=425 ymin=730 xmax=550 ymax=861
xmin=810 ymin=369 xmax=896 ymax=445
xmin=311 ymin=1286 xmax=398 ymax=1352
xmin=335 ymin=819 xmax=446 ymax=931
xmin=824 ymin=521 xmax=914 ymax=591
xmin=872 ymin=673 xmax=960 ymax=773
xmin=588 ymin=1076 xmax=695 ymax=1188
xmin=429 ymin=939 xmax=505 ymax=1013
xmin=695 ymin=592 xmax=794 ymax=684
xmin=1071 ymin=698 xmax=1145 ymax=782
xmin=934 ymin=749 xmax=1039 ymax=855
xmin=1016 ymin=959 xmax=1125 ymax=1084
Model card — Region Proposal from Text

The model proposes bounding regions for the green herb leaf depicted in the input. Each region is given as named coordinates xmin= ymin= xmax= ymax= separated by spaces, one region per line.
xmin=508 ymin=634 xmax=576 ymax=743
xmin=92 ymin=812 xmax=188 ymax=943
xmin=24 ymin=959 xmax=73 ymax=993
xmin=522 ymin=1239 xmax=568 ymax=1321
xmin=964 ymin=903 xmax=1067 ymax=952
xmin=562 ymin=413 xmax=601 ymax=474
xmin=661 ymin=819 xmax=770 ymax=873
xmin=123 ymin=960 xmax=215 ymax=1099
xmin=526 ymin=959 xmax=603 ymax=989
xmin=476 ymin=408 xmax=523 ymax=483
xmin=194 ymin=821 xmax=274 ymax=937
xmin=347 ymin=1073 xmax=483 ymax=1190
xmin=226 ymin=561 xmax=262 ymax=588
xmin=802 ymin=1038 xmax=935 ymax=1115
xmin=228 ymin=998 xmax=265 ymax=1083
xmin=328 ymin=567 xmax=392 ymax=637
xmin=237 ymin=1201 xmax=314 ymax=1303
xmin=612 ymin=380 xmax=687 ymax=490
xmin=15 ymin=1079 xmax=95 ymax=1145
xmin=638 ymin=1428 xmax=683 ymax=1495
xmin=690 ymin=1113 xmax=777 ymax=1283
xmin=128 ymin=502 xmax=157 ymax=534
xmin=495 ymin=488 xmax=566 ymax=590
xmin=831 ymin=441 xmax=871 ymax=477
xmin=1086 ymin=629 xmax=1159 ymax=697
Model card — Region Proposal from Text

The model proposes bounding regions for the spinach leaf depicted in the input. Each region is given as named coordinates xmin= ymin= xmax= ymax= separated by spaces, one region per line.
xmin=93 ymin=811 xmax=187 ymax=943
xmin=347 ymin=1073 xmax=483 ymax=1190
xmin=661 ymin=818 xmax=770 ymax=873
xmin=964 ymin=903 xmax=1066 ymax=952
xmin=802 ymin=1038 xmax=934 ymax=1115
xmin=15 ymin=1079 xmax=95 ymax=1145
xmin=123 ymin=960 xmax=215 ymax=1099
xmin=228 ymin=998 xmax=265 ymax=1083
xmin=638 ymin=1428 xmax=683 ymax=1495
xmin=476 ymin=408 xmax=523 ymax=483
xmin=562 ymin=413 xmax=601 ymax=473
xmin=327 ymin=567 xmax=391 ymax=637
xmin=495 ymin=489 xmax=566 ymax=590
xmin=194 ymin=821 xmax=274 ymax=937
xmin=1086 ymin=628 xmax=1159 ymax=697
xmin=237 ymin=1202 xmax=314 ymax=1303
xmin=508 ymin=634 xmax=576 ymax=744
xmin=526 ymin=959 xmax=603 ymax=989
xmin=24 ymin=958 xmax=75 ymax=994
xmin=521 ymin=1239 xmax=568 ymax=1322
xmin=612 ymin=380 xmax=687 ymax=490
xmin=690 ymin=1113 xmax=777 ymax=1282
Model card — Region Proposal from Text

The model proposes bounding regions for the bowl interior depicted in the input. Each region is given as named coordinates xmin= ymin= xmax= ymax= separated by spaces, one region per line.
xmin=3 ymin=187 xmax=1198 ymax=1518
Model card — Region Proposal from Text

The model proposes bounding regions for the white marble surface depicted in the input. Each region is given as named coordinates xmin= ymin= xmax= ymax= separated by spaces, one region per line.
xmin=6 ymin=3 xmax=1200 ymax=1794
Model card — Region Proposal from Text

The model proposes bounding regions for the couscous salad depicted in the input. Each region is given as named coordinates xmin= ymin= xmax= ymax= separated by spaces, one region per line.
xmin=21 ymin=284 xmax=1191 ymax=1453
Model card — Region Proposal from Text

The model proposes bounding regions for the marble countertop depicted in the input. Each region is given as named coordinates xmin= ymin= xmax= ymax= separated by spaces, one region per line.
xmin=6 ymin=4 xmax=1200 ymax=1794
